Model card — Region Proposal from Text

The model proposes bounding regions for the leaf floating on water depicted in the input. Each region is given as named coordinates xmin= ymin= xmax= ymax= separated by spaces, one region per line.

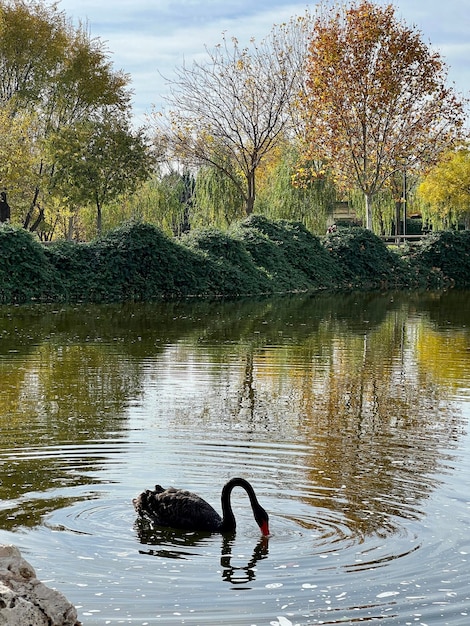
xmin=376 ymin=591 xmax=400 ymax=598
xmin=270 ymin=617 xmax=294 ymax=626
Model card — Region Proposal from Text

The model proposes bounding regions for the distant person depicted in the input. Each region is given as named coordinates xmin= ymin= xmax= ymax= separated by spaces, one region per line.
xmin=0 ymin=191 xmax=10 ymax=223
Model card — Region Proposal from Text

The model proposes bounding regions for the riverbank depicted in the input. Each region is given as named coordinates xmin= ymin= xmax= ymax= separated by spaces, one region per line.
xmin=1 ymin=216 xmax=469 ymax=304
xmin=0 ymin=544 xmax=80 ymax=625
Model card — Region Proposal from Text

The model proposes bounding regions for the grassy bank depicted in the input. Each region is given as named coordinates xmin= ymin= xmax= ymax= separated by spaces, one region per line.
xmin=1 ymin=216 xmax=469 ymax=304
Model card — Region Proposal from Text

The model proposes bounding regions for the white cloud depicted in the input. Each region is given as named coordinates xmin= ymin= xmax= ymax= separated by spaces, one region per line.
xmin=57 ymin=0 xmax=470 ymax=123
xmin=75 ymin=2 xmax=310 ymax=120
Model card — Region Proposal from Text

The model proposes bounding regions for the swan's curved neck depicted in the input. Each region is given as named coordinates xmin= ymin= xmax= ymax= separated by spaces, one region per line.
xmin=220 ymin=477 xmax=261 ymax=532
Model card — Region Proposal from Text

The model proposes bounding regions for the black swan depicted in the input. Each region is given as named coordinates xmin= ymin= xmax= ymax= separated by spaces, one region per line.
xmin=133 ymin=477 xmax=270 ymax=535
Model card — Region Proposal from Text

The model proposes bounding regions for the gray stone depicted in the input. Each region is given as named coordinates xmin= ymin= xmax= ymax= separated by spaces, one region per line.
xmin=0 ymin=545 xmax=81 ymax=625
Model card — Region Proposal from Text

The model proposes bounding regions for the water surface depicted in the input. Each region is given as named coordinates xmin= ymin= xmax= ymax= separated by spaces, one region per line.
xmin=1 ymin=291 xmax=469 ymax=624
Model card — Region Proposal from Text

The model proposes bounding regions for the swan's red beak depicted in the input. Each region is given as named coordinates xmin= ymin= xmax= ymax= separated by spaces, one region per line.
xmin=260 ymin=519 xmax=270 ymax=536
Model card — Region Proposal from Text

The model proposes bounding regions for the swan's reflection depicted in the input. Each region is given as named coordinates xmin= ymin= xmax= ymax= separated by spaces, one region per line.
xmin=134 ymin=518 xmax=269 ymax=583
xmin=220 ymin=533 xmax=269 ymax=585
xmin=134 ymin=518 xmax=203 ymax=558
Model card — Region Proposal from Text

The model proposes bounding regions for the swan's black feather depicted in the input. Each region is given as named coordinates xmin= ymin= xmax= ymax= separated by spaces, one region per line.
xmin=133 ymin=485 xmax=223 ymax=531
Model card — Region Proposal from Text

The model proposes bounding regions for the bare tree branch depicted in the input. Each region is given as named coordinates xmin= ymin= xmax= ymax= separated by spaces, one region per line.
xmin=151 ymin=20 xmax=310 ymax=216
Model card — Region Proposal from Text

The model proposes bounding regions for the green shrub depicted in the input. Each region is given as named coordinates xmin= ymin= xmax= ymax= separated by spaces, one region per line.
xmin=322 ymin=227 xmax=404 ymax=287
xmin=405 ymin=217 xmax=423 ymax=236
xmin=46 ymin=222 xmax=209 ymax=301
xmin=0 ymin=225 xmax=59 ymax=303
xmin=94 ymin=222 xmax=190 ymax=300
xmin=233 ymin=215 xmax=344 ymax=291
xmin=231 ymin=223 xmax=302 ymax=290
xmin=44 ymin=239 xmax=101 ymax=301
xmin=2 ymin=218 xmax=470 ymax=305
xmin=406 ymin=230 xmax=470 ymax=287
xmin=180 ymin=227 xmax=272 ymax=296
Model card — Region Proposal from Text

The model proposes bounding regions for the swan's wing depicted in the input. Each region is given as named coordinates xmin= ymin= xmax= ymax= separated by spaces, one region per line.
xmin=134 ymin=486 xmax=222 ymax=531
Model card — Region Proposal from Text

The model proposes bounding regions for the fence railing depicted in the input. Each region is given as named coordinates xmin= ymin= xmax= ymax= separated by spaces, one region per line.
xmin=379 ymin=234 xmax=427 ymax=245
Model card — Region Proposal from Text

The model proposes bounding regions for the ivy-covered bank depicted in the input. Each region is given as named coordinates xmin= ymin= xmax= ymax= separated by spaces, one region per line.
xmin=1 ymin=216 xmax=469 ymax=304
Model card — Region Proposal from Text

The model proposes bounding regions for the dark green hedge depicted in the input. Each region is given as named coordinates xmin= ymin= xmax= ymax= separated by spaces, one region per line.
xmin=322 ymin=227 xmax=406 ymax=289
xmin=404 ymin=230 xmax=470 ymax=288
xmin=232 ymin=215 xmax=344 ymax=291
xmin=180 ymin=227 xmax=273 ymax=296
xmin=0 ymin=225 xmax=59 ymax=303
xmin=0 ymin=218 xmax=467 ymax=304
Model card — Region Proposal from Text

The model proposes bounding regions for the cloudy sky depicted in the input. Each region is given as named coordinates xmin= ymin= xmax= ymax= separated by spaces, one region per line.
xmin=57 ymin=0 xmax=470 ymax=125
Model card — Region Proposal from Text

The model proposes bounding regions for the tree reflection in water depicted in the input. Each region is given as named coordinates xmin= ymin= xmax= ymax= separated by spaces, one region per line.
xmin=1 ymin=291 xmax=469 ymax=625
xmin=0 ymin=291 xmax=469 ymax=539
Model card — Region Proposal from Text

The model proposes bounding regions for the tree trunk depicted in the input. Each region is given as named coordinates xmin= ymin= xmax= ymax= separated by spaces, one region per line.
xmin=245 ymin=170 xmax=256 ymax=216
xmin=96 ymin=201 xmax=102 ymax=236
xmin=365 ymin=192 xmax=373 ymax=230
xmin=67 ymin=215 xmax=74 ymax=240
xmin=24 ymin=161 xmax=44 ymax=231
xmin=395 ymin=201 xmax=401 ymax=237
xmin=29 ymin=205 xmax=45 ymax=233
xmin=23 ymin=186 xmax=41 ymax=230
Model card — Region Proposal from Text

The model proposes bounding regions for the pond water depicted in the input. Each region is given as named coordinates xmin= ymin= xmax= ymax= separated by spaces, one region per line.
xmin=1 ymin=290 xmax=470 ymax=625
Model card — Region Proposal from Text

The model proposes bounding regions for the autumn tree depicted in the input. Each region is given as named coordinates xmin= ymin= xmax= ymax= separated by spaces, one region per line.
xmin=48 ymin=114 xmax=155 ymax=236
xmin=301 ymin=0 xmax=465 ymax=231
xmin=0 ymin=0 xmax=131 ymax=231
xmin=153 ymin=22 xmax=307 ymax=217
xmin=418 ymin=145 xmax=470 ymax=228
xmin=0 ymin=105 xmax=39 ymax=199
xmin=0 ymin=0 xmax=67 ymax=223
xmin=0 ymin=0 xmax=68 ymax=109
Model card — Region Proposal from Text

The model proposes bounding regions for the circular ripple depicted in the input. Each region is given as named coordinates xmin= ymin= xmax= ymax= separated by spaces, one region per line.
xmin=270 ymin=488 xmax=422 ymax=575
xmin=44 ymin=496 xmax=134 ymax=539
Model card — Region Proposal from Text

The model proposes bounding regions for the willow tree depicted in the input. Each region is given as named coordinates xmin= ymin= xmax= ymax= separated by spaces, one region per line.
xmin=255 ymin=142 xmax=337 ymax=234
xmin=301 ymin=0 xmax=465 ymax=230
xmin=193 ymin=157 xmax=245 ymax=229
xmin=154 ymin=22 xmax=306 ymax=217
